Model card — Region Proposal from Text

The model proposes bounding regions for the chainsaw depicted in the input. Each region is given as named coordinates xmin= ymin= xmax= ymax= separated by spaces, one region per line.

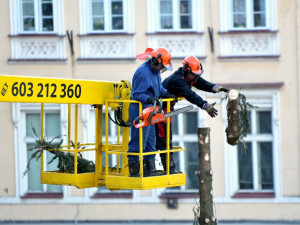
xmin=133 ymin=99 xmax=193 ymax=128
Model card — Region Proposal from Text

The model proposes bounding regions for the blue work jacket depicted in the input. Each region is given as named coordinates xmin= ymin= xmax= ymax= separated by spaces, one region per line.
xmin=129 ymin=60 xmax=167 ymax=120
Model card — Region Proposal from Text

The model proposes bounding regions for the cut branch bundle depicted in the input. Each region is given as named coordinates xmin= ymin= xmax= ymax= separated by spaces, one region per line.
xmin=24 ymin=128 xmax=95 ymax=176
xmin=225 ymin=89 xmax=257 ymax=146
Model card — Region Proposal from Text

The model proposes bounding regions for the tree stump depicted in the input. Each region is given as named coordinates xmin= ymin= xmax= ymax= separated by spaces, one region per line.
xmin=225 ymin=89 xmax=240 ymax=146
xmin=196 ymin=127 xmax=217 ymax=225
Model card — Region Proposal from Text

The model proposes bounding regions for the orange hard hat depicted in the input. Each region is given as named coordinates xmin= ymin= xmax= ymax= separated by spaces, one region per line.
xmin=182 ymin=56 xmax=203 ymax=75
xmin=136 ymin=47 xmax=173 ymax=71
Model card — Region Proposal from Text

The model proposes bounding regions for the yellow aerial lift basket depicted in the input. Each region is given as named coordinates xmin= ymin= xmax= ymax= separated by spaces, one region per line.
xmin=0 ymin=75 xmax=186 ymax=190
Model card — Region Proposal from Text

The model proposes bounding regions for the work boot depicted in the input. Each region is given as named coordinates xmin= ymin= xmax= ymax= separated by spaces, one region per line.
xmin=128 ymin=160 xmax=140 ymax=177
xmin=161 ymin=154 xmax=177 ymax=174
xmin=144 ymin=159 xmax=162 ymax=177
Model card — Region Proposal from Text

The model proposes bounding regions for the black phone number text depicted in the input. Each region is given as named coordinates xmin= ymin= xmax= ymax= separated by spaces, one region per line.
xmin=11 ymin=82 xmax=82 ymax=98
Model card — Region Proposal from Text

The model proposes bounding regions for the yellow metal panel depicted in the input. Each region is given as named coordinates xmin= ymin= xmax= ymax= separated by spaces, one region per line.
xmin=106 ymin=173 xmax=186 ymax=190
xmin=41 ymin=171 xmax=97 ymax=189
xmin=0 ymin=74 xmax=121 ymax=104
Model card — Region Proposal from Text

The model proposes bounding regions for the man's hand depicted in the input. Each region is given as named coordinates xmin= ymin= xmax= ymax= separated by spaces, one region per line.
xmin=202 ymin=102 xmax=218 ymax=118
xmin=213 ymin=85 xmax=229 ymax=93
xmin=147 ymin=97 xmax=159 ymax=105
xmin=164 ymin=92 xmax=178 ymax=102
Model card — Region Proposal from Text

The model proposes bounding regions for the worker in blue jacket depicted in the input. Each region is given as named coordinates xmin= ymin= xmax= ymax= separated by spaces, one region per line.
xmin=128 ymin=47 xmax=177 ymax=177
xmin=155 ymin=56 xmax=229 ymax=174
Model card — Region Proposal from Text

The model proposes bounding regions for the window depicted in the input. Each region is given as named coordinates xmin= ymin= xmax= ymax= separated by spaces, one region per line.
xmin=89 ymin=0 xmax=125 ymax=32
xmin=231 ymin=0 xmax=267 ymax=29
xmin=13 ymin=103 xmax=66 ymax=197
xmin=158 ymin=0 xmax=193 ymax=31
xmin=237 ymin=110 xmax=273 ymax=191
xmin=20 ymin=0 xmax=56 ymax=33
xmin=78 ymin=0 xmax=135 ymax=59
xmin=167 ymin=108 xmax=200 ymax=191
xmin=147 ymin=0 xmax=204 ymax=58
xmin=25 ymin=112 xmax=62 ymax=193
xmin=224 ymin=90 xmax=281 ymax=198
xmin=9 ymin=0 xmax=65 ymax=61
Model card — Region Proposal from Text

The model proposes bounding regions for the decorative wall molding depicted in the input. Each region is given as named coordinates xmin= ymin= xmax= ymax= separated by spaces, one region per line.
xmin=79 ymin=35 xmax=135 ymax=59
xmin=10 ymin=36 xmax=66 ymax=60
xmin=148 ymin=34 xmax=205 ymax=58
xmin=219 ymin=32 xmax=279 ymax=57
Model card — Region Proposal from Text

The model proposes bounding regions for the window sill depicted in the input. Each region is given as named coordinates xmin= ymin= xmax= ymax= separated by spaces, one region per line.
xmin=217 ymin=82 xmax=284 ymax=89
xmin=8 ymin=59 xmax=67 ymax=64
xmin=21 ymin=192 xmax=63 ymax=199
xmin=232 ymin=192 xmax=275 ymax=199
xmin=78 ymin=32 xmax=135 ymax=37
xmin=218 ymin=55 xmax=280 ymax=60
xmin=159 ymin=192 xmax=198 ymax=199
xmin=77 ymin=57 xmax=136 ymax=62
xmin=91 ymin=192 xmax=133 ymax=199
xmin=9 ymin=34 xmax=65 ymax=37
xmin=147 ymin=31 xmax=204 ymax=35
xmin=218 ymin=29 xmax=278 ymax=34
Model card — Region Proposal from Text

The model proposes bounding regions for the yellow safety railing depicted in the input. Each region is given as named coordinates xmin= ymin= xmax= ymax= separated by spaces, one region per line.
xmin=0 ymin=74 xmax=186 ymax=190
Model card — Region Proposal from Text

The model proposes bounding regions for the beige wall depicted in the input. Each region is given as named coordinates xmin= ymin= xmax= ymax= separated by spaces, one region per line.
xmin=1 ymin=0 xmax=300 ymax=222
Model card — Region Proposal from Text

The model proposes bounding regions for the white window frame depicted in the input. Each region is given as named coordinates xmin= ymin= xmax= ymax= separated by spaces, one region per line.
xmin=13 ymin=103 xmax=69 ymax=199
xmin=230 ymin=0 xmax=268 ymax=30
xmin=219 ymin=0 xmax=277 ymax=32
xmin=10 ymin=0 xmax=63 ymax=35
xmin=79 ymin=0 xmax=134 ymax=34
xmin=223 ymin=90 xmax=281 ymax=199
xmin=147 ymin=0 xmax=203 ymax=33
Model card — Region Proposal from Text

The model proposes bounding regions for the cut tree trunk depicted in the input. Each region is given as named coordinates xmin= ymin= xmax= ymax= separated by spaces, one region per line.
xmin=225 ymin=89 xmax=240 ymax=146
xmin=196 ymin=127 xmax=217 ymax=225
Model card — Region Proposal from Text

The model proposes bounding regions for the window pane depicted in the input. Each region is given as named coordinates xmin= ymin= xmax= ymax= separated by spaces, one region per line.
xmin=27 ymin=143 xmax=43 ymax=192
xmin=160 ymin=0 xmax=173 ymax=29
xmin=180 ymin=0 xmax=192 ymax=29
xmin=254 ymin=0 xmax=266 ymax=11
xmin=172 ymin=115 xmax=178 ymax=135
xmin=254 ymin=0 xmax=266 ymax=27
xmin=23 ymin=0 xmax=35 ymax=31
xmin=183 ymin=111 xmax=197 ymax=134
xmin=238 ymin=142 xmax=253 ymax=189
xmin=233 ymin=14 xmax=246 ymax=28
xmin=254 ymin=13 xmax=266 ymax=27
xmin=112 ymin=16 xmax=124 ymax=30
xmin=42 ymin=2 xmax=53 ymax=16
xmin=42 ymin=18 xmax=53 ymax=31
xmin=259 ymin=142 xmax=273 ymax=190
xmin=233 ymin=0 xmax=246 ymax=27
xmin=41 ymin=0 xmax=53 ymax=31
xmin=46 ymin=151 xmax=63 ymax=192
xmin=45 ymin=113 xmax=60 ymax=137
xmin=185 ymin=142 xmax=198 ymax=190
xmin=93 ymin=18 xmax=104 ymax=30
xmin=112 ymin=1 xmax=123 ymax=14
xmin=160 ymin=16 xmax=173 ymax=29
xmin=160 ymin=0 xmax=172 ymax=14
xmin=26 ymin=113 xmax=41 ymax=137
xmin=233 ymin=0 xmax=246 ymax=12
xmin=92 ymin=0 xmax=104 ymax=15
xmin=23 ymin=1 xmax=34 ymax=16
xmin=257 ymin=111 xmax=272 ymax=134
xmin=92 ymin=0 xmax=104 ymax=30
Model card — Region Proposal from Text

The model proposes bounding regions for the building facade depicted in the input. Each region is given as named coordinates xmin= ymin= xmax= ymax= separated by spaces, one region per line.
xmin=1 ymin=0 xmax=300 ymax=223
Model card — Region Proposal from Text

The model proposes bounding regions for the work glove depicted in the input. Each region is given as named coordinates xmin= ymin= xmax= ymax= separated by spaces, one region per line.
xmin=164 ymin=92 xmax=178 ymax=102
xmin=202 ymin=102 xmax=218 ymax=118
xmin=147 ymin=97 xmax=159 ymax=105
xmin=212 ymin=85 xmax=229 ymax=93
